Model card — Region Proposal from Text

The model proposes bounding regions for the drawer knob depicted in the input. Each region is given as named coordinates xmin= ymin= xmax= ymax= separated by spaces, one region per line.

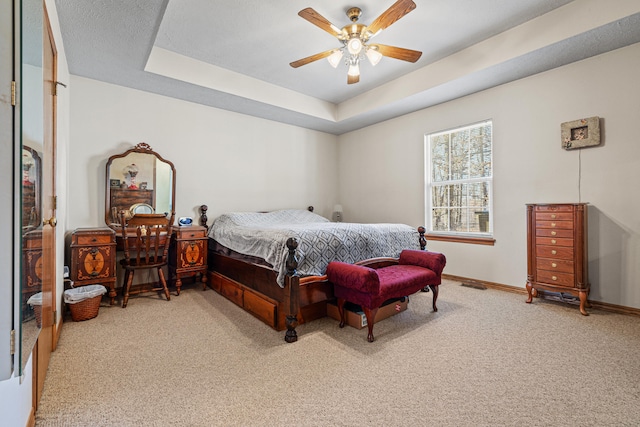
xmin=552 ymin=276 xmax=558 ymax=281
xmin=551 ymin=263 xmax=557 ymax=268
xmin=551 ymin=214 xmax=556 ymax=219
xmin=551 ymin=222 xmax=556 ymax=227
xmin=91 ymin=238 xmax=97 ymax=242
xmin=551 ymin=250 xmax=557 ymax=255
xmin=551 ymin=239 xmax=557 ymax=244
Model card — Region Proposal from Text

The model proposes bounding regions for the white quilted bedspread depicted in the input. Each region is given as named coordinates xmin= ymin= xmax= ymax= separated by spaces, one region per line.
xmin=210 ymin=209 xmax=420 ymax=287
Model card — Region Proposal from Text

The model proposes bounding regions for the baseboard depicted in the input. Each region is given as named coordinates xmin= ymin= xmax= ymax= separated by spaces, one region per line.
xmin=442 ymin=273 xmax=640 ymax=317
xmin=52 ymin=316 xmax=63 ymax=351
xmin=443 ymin=274 xmax=527 ymax=295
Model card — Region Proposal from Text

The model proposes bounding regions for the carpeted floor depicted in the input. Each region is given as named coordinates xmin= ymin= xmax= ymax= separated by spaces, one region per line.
xmin=36 ymin=280 xmax=640 ymax=426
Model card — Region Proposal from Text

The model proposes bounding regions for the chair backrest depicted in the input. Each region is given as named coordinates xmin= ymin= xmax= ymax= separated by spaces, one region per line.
xmin=119 ymin=212 xmax=174 ymax=267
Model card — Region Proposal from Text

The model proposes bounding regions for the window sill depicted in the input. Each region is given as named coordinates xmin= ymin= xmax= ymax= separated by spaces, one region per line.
xmin=425 ymin=234 xmax=495 ymax=246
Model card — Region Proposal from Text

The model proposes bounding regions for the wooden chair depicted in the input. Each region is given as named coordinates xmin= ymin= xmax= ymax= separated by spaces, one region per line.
xmin=119 ymin=212 xmax=174 ymax=308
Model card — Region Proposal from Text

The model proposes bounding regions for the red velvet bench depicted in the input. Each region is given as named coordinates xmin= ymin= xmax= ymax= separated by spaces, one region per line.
xmin=326 ymin=249 xmax=446 ymax=342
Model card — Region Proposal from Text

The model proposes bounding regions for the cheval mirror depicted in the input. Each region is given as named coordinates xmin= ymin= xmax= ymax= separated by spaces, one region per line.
xmin=105 ymin=143 xmax=176 ymax=229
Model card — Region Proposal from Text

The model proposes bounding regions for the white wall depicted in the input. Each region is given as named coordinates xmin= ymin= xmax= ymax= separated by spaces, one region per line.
xmin=66 ymin=77 xmax=339 ymax=231
xmin=338 ymin=42 xmax=640 ymax=310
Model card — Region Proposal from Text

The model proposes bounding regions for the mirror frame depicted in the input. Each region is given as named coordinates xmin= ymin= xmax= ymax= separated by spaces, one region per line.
xmin=105 ymin=142 xmax=176 ymax=229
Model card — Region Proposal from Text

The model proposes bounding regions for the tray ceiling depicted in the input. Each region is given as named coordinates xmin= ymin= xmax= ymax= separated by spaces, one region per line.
xmin=54 ymin=0 xmax=640 ymax=135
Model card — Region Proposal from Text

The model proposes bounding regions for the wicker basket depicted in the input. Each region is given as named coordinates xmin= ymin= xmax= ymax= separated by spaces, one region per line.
xmin=27 ymin=292 xmax=43 ymax=327
xmin=68 ymin=294 xmax=102 ymax=322
xmin=34 ymin=305 xmax=42 ymax=328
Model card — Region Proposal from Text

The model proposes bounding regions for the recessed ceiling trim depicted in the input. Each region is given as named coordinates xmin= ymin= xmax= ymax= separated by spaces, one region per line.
xmin=145 ymin=46 xmax=338 ymax=122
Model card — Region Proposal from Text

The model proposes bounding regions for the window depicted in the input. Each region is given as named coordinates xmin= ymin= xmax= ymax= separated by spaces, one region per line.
xmin=425 ymin=120 xmax=493 ymax=240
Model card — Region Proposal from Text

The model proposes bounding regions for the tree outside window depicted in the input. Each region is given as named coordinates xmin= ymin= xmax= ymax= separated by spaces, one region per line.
xmin=426 ymin=121 xmax=493 ymax=236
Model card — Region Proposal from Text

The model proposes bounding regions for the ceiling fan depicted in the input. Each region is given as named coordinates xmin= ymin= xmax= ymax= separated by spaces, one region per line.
xmin=290 ymin=0 xmax=422 ymax=85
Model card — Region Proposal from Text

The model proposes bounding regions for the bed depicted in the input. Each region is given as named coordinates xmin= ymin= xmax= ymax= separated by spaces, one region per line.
xmin=200 ymin=206 xmax=426 ymax=342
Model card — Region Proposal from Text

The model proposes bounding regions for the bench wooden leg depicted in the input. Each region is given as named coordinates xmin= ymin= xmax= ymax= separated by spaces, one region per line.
xmin=429 ymin=284 xmax=439 ymax=312
xmin=362 ymin=307 xmax=379 ymax=343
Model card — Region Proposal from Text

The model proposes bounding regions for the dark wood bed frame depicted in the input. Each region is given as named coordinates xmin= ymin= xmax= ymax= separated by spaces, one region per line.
xmin=199 ymin=205 xmax=426 ymax=343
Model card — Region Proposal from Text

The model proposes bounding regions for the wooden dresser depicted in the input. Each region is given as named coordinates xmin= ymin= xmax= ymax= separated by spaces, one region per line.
xmin=109 ymin=188 xmax=154 ymax=223
xmin=168 ymin=225 xmax=208 ymax=295
xmin=526 ymin=203 xmax=589 ymax=315
xmin=70 ymin=227 xmax=117 ymax=305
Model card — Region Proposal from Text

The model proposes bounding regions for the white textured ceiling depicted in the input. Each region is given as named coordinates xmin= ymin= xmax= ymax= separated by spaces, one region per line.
xmin=55 ymin=0 xmax=640 ymax=135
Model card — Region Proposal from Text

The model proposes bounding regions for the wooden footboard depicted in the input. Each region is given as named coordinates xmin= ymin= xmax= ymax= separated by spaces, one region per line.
xmin=207 ymin=238 xmax=333 ymax=340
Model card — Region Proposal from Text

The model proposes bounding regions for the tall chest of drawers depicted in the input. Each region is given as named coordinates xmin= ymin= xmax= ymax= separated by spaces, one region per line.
xmin=526 ymin=203 xmax=589 ymax=315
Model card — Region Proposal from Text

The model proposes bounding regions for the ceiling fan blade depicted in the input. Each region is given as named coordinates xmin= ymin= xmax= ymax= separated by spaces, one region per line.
xmin=372 ymin=44 xmax=422 ymax=63
xmin=298 ymin=8 xmax=343 ymax=38
xmin=290 ymin=50 xmax=336 ymax=68
xmin=366 ymin=0 xmax=416 ymax=37
xmin=347 ymin=73 xmax=360 ymax=84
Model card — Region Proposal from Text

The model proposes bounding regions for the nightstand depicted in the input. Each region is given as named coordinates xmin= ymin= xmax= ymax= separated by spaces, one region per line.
xmin=70 ymin=227 xmax=117 ymax=305
xmin=169 ymin=225 xmax=208 ymax=295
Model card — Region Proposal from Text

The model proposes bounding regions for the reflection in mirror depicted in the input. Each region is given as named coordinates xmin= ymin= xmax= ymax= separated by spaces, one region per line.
xmin=21 ymin=147 xmax=43 ymax=342
xmin=22 ymin=146 xmax=42 ymax=230
xmin=21 ymin=0 xmax=44 ymax=375
xmin=105 ymin=143 xmax=176 ymax=229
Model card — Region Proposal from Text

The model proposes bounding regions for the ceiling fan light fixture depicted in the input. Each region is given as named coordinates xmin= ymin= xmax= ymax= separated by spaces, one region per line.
xmin=347 ymin=62 xmax=360 ymax=77
xmin=347 ymin=37 xmax=363 ymax=55
xmin=292 ymin=1 xmax=422 ymax=84
xmin=327 ymin=49 xmax=343 ymax=68
xmin=366 ymin=46 xmax=383 ymax=66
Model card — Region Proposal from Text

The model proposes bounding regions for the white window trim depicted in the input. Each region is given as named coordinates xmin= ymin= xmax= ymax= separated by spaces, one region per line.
xmin=424 ymin=120 xmax=494 ymax=239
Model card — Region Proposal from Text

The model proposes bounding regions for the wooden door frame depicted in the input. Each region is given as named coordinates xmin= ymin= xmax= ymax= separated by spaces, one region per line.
xmin=33 ymin=1 xmax=57 ymax=413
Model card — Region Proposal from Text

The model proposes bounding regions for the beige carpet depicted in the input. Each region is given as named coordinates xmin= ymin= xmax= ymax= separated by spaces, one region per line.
xmin=36 ymin=280 xmax=640 ymax=426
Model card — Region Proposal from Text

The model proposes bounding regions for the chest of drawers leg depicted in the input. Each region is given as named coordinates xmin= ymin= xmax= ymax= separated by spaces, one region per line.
xmin=168 ymin=226 xmax=208 ymax=295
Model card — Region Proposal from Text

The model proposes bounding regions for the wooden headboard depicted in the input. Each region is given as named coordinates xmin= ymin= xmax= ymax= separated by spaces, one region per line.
xmin=199 ymin=205 xmax=314 ymax=231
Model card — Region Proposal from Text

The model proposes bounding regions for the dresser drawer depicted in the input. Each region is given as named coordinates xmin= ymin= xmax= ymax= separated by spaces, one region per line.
xmin=536 ymin=258 xmax=574 ymax=274
xmin=535 ymin=220 xmax=573 ymax=229
xmin=536 ymin=270 xmax=575 ymax=287
xmin=536 ymin=237 xmax=574 ymax=247
xmin=174 ymin=227 xmax=207 ymax=239
xmin=71 ymin=227 xmax=116 ymax=246
xmin=536 ymin=228 xmax=573 ymax=238
xmin=535 ymin=205 xmax=574 ymax=212
xmin=244 ymin=289 xmax=277 ymax=329
xmin=536 ymin=245 xmax=574 ymax=260
xmin=219 ymin=276 xmax=244 ymax=306
xmin=535 ymin=212 xmax=574 ymax=221
xmin=75 ymin=234 xmax=114 ymax=245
